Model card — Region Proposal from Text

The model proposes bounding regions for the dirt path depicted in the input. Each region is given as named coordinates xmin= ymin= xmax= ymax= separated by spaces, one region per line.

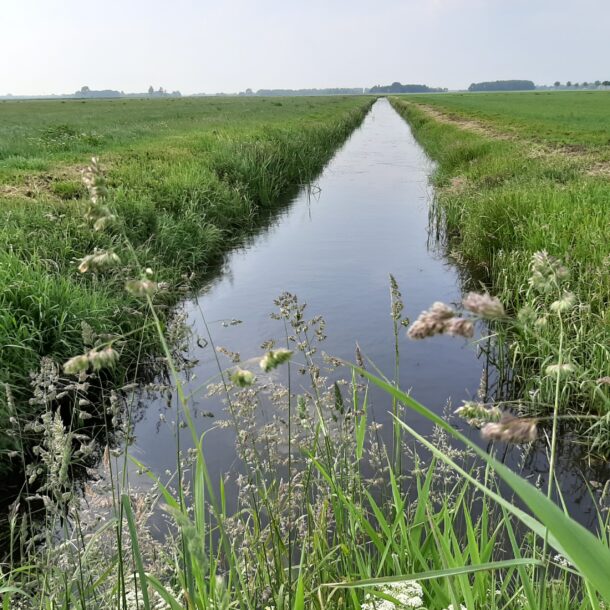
xmin=407 ymin=101 xmax=610 ymax=178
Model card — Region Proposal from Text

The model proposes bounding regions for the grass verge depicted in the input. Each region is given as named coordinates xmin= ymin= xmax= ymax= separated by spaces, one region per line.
xmin=389 ymin=95 xmax=610 ymax=451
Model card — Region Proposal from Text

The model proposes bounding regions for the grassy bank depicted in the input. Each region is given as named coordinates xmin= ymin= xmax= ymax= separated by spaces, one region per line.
xmin=0 ymin=95 xmax=373 ymax=472
xmin=389 ymin=93 xmax=610 ymax=450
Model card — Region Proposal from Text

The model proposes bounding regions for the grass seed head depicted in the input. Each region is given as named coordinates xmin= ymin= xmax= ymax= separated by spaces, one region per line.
xmin=389 ymin=273 xmax=405 ymax=321
xmin=63 ymin=346 xmax=118 ymax=375
xmin=125 ymin=279 xmax=157 ymax=297
xmin=444 ymin=317 xmax=475 ymax=338
xmin=462 ymin=292 xmax=505 ymax=319
xmin=63 ymin=354 xmax=90 ymax=375
xmin=550 ymin=291 xmax=576 ymax=313
xmin=259 ymin=348 xmax=293 ymax=372
xmin=78 ymin=248 xmax=121 ymax=273
xmin=88 ymin=346 xmax=119 ymax=371
xmin=529 ymin=250 xmax=569 ymax=293
xmin=545 ymin=362 xmax=575 ymax=377
xmin=455 ymin=401 xmax=501 ymax=426
xmin=230 ymin=368 xmax=255 ymax=387
xmin=407 ymin=302 xmax=456 ymax=339
xmin=481 ymin=414 xmax=537 ymax=444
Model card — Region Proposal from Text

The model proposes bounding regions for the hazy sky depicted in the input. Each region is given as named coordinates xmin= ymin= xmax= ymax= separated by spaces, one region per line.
xmin=2 ymin=0 xmax=608 ymax=95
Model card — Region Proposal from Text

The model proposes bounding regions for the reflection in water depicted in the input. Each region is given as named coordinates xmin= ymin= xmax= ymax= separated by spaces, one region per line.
xmin=125 ymin=98 xmax=607 ymax=532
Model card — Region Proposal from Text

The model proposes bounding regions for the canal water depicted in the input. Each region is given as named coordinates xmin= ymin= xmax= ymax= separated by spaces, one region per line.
xmin=124 ymin=98 xmax=608 ymax=529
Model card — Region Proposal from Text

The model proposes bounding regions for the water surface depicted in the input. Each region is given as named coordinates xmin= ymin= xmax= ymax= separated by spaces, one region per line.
xmin=127 ymin=99 xmax=607 ymax=528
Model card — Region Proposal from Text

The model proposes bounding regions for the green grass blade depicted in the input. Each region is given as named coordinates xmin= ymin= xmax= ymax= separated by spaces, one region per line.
xmin=323 ymin=558 xmax=541 ymax=589
xmin=146 ymin=574 xmax=184 ymax=610
xmin=121 ymin=494 xmax=151 ymax=610
xmin=358 ymin=365 xmax=610 ymax=601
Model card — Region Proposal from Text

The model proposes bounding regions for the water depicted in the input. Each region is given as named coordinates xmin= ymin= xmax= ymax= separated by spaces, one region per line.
xmin=125 ymin=98 xmax=608 ymax=529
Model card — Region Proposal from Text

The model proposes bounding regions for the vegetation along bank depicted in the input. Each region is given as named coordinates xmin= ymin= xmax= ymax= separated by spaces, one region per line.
xmin=390 ymin=91 xmax=610 ymax=450
xmin=0 ymin=95 xmax=374 ymax=476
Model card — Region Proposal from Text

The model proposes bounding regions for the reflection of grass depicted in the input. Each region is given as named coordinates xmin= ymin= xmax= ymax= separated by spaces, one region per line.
xmin=0 ymin=96 xmax=373 ymax=467
xmin=390 ymin=96 xmax=610 ymax=449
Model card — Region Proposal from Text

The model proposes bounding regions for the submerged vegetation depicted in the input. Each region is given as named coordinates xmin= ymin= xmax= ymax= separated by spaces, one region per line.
xmin=0 ymin=95 xmax=373 ymax=475
xmin=390 ymin=92 xmax=610 ymax=450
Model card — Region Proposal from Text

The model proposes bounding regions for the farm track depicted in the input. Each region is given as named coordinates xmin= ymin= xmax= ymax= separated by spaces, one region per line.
xmin=410 ymin=102 xmax=610 ymax=177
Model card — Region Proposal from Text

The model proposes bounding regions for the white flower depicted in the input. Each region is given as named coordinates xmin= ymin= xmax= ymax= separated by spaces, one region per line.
xmin=361 ymin=581 xmax=426 ymax=609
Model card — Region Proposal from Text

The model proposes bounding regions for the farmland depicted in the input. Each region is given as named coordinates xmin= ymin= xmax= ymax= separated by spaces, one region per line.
xmin=405 ymin=90 xmax=610 ymax=148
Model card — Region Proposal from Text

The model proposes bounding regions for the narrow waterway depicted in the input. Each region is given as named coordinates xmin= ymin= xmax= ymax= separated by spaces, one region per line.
xmin=126 ymin=98 xmax=608 ymax=528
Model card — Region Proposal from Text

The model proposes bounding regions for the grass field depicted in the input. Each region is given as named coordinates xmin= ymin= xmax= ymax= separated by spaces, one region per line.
xmin=391 ymin=91 xmax=610 ymax=449
xmin=406 ymin=90 xmax=610 ymax=148
xmin=0 ymin=95 xmax=373 ymax=472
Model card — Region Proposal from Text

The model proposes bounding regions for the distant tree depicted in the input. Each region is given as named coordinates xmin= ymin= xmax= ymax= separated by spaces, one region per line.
xmin=603 ymin=81 xmax=610 ymax=87
xmin=566 ymin=81 xmax=572 ymax=87
xmin=368 ymin=82 xmax=445 ymax=94
xmin=468 ymin=80 xmax=535 ymax=92
xmin=595 ymin=80 xmax=601 ymax=86
xmin=80 ymin=85 xmax=90 ymax=94
xmin=582 ymin=82 xmax=589 ymax=87
xmin=245 ymin=88 xmax=253 ymax=95
xmin=148 ymin=86 xmax=154 ymax=95
xmin=574 ymin=82 xmax=579 ymax=87
xmin=553 ymin=81 xmax=561 ymax=87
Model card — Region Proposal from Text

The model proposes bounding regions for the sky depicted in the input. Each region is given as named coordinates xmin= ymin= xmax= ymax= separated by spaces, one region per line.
xmin=1 ymin=0 xmax=609 ymax=95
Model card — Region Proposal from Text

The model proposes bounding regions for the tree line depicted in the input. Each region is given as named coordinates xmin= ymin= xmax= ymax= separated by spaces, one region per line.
xmin=369 ymin=82 xmax=447 ymax=94
xmin=468 ymin=80 xmax=535 ymax=92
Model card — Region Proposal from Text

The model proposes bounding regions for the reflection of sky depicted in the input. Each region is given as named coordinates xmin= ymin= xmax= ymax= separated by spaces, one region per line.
xmin=129 ymin=99 xmax=480 ymax=501
xmin=3 ymin=0 xmax=609 ymax=95
xmin=125 ymin=99 xmax=609 ymax=532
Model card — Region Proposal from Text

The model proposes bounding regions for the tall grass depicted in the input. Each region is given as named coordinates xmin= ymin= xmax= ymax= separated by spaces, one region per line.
xmin=389 ymin=96 xmax=610 ymax=450
xmin=0 ymin=96 xmax=373 ymax=478
xmin=4 ymin=276 xmax=610 ymax=609
xmin=2 ymin=102 xmax=609 ymax=610
xmin=0 ymin=156 xmax=607 ymax=607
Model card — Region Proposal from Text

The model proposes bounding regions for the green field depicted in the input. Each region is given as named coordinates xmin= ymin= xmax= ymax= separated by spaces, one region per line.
xmin=391 ymin=91 xmax=610 ymax=448
xmin=0 ymin=95 xmax=373 ymax=467
xmin=406 ymin=90 xmax=610 ymax=148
